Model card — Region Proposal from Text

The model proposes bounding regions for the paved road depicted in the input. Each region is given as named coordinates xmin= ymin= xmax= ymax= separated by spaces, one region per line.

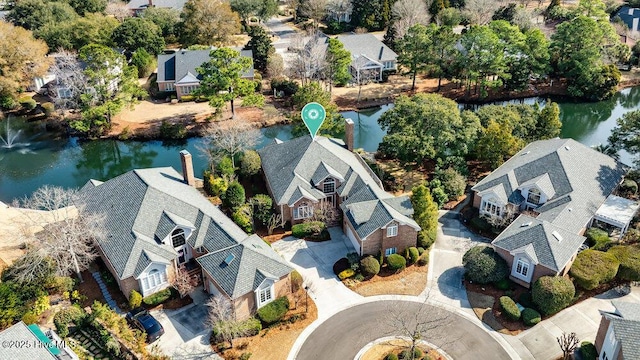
xmin=296 ymin=300 xmax=511 ymax=360
xmin=264 ymin=16 xmax=298 ymax=51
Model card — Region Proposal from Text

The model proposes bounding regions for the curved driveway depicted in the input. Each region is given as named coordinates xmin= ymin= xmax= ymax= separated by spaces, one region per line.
xmin=296 ymin=300 xmax=511 ymax=360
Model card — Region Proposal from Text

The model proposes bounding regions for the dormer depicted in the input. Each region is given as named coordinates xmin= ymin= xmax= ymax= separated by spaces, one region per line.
xmin=519 ymin=174 xmax=555 ymax=208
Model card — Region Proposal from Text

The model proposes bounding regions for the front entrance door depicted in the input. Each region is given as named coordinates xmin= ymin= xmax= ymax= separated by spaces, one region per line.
xmin=175 ymin=245 xmax=190 ymax=265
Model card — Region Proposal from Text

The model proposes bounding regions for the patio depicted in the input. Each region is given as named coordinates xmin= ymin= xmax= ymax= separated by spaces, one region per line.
xmin=592 ymin=195 xmax=640 ymax=238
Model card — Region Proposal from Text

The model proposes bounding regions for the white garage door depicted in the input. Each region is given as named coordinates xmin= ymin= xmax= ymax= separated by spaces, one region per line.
xmin=345 ymin=226 xmax=361 ymax=255
xmin=208 ymin=280 xmax=222 ymax=296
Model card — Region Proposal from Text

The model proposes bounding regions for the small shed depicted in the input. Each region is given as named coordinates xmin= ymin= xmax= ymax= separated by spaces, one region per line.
xmin=593 ymin=195 xmax=640 ymax=236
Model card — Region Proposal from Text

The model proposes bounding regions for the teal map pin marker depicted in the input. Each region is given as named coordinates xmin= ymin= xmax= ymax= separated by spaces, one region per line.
xmin=301 ymin=102 xmax=326 ymax=140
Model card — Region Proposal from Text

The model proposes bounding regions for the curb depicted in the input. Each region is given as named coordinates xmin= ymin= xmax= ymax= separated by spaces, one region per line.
xmin=353 ymin=336 xmax=454 ymax=360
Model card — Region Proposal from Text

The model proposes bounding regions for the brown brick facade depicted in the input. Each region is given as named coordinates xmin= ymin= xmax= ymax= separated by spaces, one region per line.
xmin=495 ymin=247 xmax=560 ymax=288
xmin=472 ymin=191 xmax=482 ymax=208
xmin=352 ymin=220 xmax=417 ymax=256
xmin=595 ymin=316 xmax=610 ymax=355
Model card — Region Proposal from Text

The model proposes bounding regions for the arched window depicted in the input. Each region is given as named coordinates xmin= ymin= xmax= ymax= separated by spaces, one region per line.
xmin=527 ymin=188 xmax=542 ymax=205
xmin=172 ymin=228 xmax=186 ymax=248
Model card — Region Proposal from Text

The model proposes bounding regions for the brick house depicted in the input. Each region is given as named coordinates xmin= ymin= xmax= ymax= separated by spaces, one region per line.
xmin=258 ymin=119 xmax=420 ymax=257
xmin=595 ymin=301 xmax=640 ymax=360
xmin=156 ymin=48 xmax=254 ymax=100
xmin=471 ymin=138 xmax=628 ymax=287
xmin=78 ymin=151 xmax=291 ymax=320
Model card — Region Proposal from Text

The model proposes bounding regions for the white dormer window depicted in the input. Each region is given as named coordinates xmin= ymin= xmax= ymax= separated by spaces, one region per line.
xmin=256 ymin=280 xmax=274 ymax=308
xmin=172 ymin=228 xmax=186 ymax=248
xmin=527 ymin=188 xmax=542 ymax=206
xmin=323 ymin=178 xmax=335 ymax=194
xmin=387 ymin=224 xmax=398 ymax=237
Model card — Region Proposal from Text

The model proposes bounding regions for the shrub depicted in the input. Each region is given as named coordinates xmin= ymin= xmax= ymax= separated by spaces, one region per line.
xmin=338 ymin=269 xmax=355 ymax=280
xmin=378 ymin=251 xmax=384 ymax=266
xmin=495 ymin=278 xmax=511 ymax=290
xmin=54 ymin=306 xmax=85 ymax=337
xmin=522 ymin=308 xmax=541 ymax=326
xmin=233 ymin=205 xmax=254 ymax=233
xmin=333 ymin=258 xmax=350 ymax=276
xmin=354 ymin=273 xmax=364 ymax=281
xmin=470 ymin=216 xmax=492 ymax=232
xmin=158 ymin=120 xmax=186 ymax=139
xmin=256 ymin=296 xmax=289 ymax=325
xmin=291 ymin=221 xmax=329 ymax=241
xmin=398 ymin=350 xmax=410 ymax=360
xmin=518 ymin=292 xmax=534 ymax=309
xmin=417 ymin=252 xmax=429 ymax=266
xmin=250 ymin=194 xmax=272 ymax=226
xmin=417 ymin=247 xmax=425 ymax=255
xmin=243 ymin=317 xmax=262 ymax=336
xmin=42 ymin=102 xmax=55 ymax=116
xmin=129 ymin=290 xmax=142 ymax=309
xmin=405 ymin=247 xmax=420 ymax=264
xmin=22 ymin=312 xmax=38 ymax=325
xmin=462 ymin=246 xmax=509 ymax=284
xmin=386 ymin=254 xmax=406 ymax=272
xmin=47 ymin=276 xmax=74 ymax=294
xmin=143 ymin=288 xmax=173 ymax=306
xmin=222 ymin=182 xmax=246 ymax=210
xmin=585 ymin=228 xmax=610 ymax=250
xmin=608 ymin=245 xmax=640 ymax=281
xmin=413 ymin=348 xmax=423 ymax=358
xmin=240 ymin=353 xmax=252 ymax=360
xmin=346 ymin=252 xmax=360 ymax=271
xmin=270 ymin=78 xmax=299 ymax=96
xmin=579 ymin=341 xmax=597 ymax=360
xmin=430 ymin=186 xmax=449 ymax=208
xmin=216 ymin=156 xmax=235 ymax=177
xmin=385 ymin=354 xmax=398 ymax=360
xmin=240 ymin=150 xmax=261 ymax=177
xmin=569 ymin=249 xmax=619 ymax=290
xmin=360 ymin=256 xmax=381 ymax=277
xmin=19 ymin=96 xmax=37 ymax=110
xmin=620 ymin=179 xmax=638 ymax=195
xmin=203 ymin=171 xmax=228 ymax=197
xmin=499 ymin=296 xmax=521 ymax=320
xmin=291 ymin=270 xmax=303 ymax=292
xmin=434 ymin=167 xmax=467 ymax=199
xmin=532 ymin=276 xmax=575 ymax=315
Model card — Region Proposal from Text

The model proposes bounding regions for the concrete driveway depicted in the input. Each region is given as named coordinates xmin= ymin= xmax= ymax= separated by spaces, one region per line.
xmin=149 ymin=288 xmax=220 ymax=359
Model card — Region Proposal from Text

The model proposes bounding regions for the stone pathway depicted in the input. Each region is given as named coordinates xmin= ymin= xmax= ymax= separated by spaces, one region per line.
xmin=91 ymin=271 xmax=123 ymax=314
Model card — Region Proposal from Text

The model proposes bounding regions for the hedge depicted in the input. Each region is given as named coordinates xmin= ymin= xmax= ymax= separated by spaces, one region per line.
xmin=569 ymin=249 xmax=619 ymax=290
xmin=499 ymin=296 xmax=521 ymax=320
xmin=386 ymin=254 xmax=406 ymax=272
xmin=405 ymin=247 xmax=420 ymax=264
xmin=462 ymin=246 xmax=508 ymax=284
xmin=143 ymin=288 xmax=173 ymax=306
xmin=608 ymin=244 xmax=640 ymax=281
xmin=579 ymin=341 xmax=597 ymax=360
xmin=256 ymin=296 xmax=289 ymax=325
xmin=291 ymin=221 xmax=329 ymax=241
xmin=333 ymin=258 xmax=350 ymax=276
xmin=585 ymin=228 xmax=611 ymax=250
xmin=338 ymin=269 xmax=355 ymax=280
xmin=522 ymin=308 xmax=541 ymax=326
xmin=532 ymin=276 xmax=575 ymax=315
xmin=360 ymin=256 xmax=380 ymax=277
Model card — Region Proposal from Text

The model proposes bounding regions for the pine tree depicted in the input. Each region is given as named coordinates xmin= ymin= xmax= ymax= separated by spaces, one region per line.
xmin=410 ymin=182 xmax=439 ymax=248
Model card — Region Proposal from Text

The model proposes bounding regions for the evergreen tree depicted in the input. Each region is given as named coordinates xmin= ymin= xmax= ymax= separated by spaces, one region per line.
xmin=247 ymin=26 xmax=274 ymax=72
xmin=410 ymin=182 xmax=439 ymax=248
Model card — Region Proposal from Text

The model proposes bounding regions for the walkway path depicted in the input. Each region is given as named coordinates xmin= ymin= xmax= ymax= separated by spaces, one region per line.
xmin=90 ymin=272 xmax=123 ymax=314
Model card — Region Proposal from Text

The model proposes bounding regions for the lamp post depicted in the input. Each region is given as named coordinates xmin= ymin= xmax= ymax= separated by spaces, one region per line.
xmin=304 ymin=285 xmax=309 ymax=313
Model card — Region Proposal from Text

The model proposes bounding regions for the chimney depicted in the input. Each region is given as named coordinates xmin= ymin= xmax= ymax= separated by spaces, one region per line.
xmin=148 ymin=0 xmax=153 ymax=7
xmin=180 ymin=150 xmax=195 ymax=187
xmin=345 ymin=118 xmax=354 ymax=152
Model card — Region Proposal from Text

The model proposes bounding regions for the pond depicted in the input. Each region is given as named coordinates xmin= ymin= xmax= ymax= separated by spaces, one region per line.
xmin=2 ymin=87 xmax=640 ymax=202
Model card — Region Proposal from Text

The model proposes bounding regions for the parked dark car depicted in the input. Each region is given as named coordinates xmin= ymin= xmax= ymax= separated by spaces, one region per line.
xmin=126 ymin=308 xmax=164 ymax=343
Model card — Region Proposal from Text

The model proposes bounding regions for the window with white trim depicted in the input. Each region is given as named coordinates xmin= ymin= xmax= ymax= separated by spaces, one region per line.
xmin=165 ymin=83 xmax=175 ymax=91
xmin=323 ymin=178 xmax=335 ymax=194
xmin=196 ymin=246 xmax=204 ymax=253
xmin=387 ymin=224 xmax=398 ymax=237
xmin=172 ymin=228 xmax=186 ymax=248
xmin=293 ymin=204 xmax=312 ymax=220
xmin=385 ymin=247 xmax=397 ymax=256
xmin=256 ymin=282 xmax=274 ymax=308
xmin=515 ymin=258 xmax=530 ymax=278
xmin=141 ymin=268 xmax=168 ymax=292
xmin=481 ymin=198 xmax=503 ymax=217
xmin=527 ymin=188 xmax=542 ymax=205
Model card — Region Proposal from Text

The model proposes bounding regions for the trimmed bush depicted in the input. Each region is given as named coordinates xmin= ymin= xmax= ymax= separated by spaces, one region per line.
xmin=143 ymin=288 xmax=173 ymax=306
xmin=521 ymin=308 xmax=541 ymax=326
xmin=291 ymin=270 xmax=303 ymax=292
xmin=18 ymin=97 xmax=37 ymax=110
xmin=243 ymin=317 xmax=262 ymax=336
xmin=569 ymin=249 xmax=619 ymax=290
xmin=417 ymin=252 xmax=429 ymax=266
xmin=499 ymin=296 xmax=521 ymax=320
xmin=385 ymin=354 xmax=398 ymax=360
xmin=333 ymin=258 xmax=350 ymax=276
xmin=222 ymin=181 xmax=246 ymax=210
xmin=413 ymin=348 xmax=423 ymax=358
xmin=240 ymin=150 xmax=261 ymax=177
xmin=585 ymin=228 xmax=610 ymax=250
xmin=495 ymin=278 xmax=511 ymax=290
xmin=398 ymin=350 xmax=411 ymax=360
xmin=470 ymin=216 xmax=492 ymax=232
xmin=54 ymin=306 xmax=85 ymax=337
xmin=462 ymin=246 xmax=509 ymax=284
xmin=518 ymin=292 xmax=534 ymax=309
xmin=386 ymin=254 xmax=406 ymax=272
xmin=417 ymin=247 xmax=425 ymax=255
xmin=216 ymin=156 xmax=235 ymax=177
xmin=532 ymin=276 xmax=575 ymax=315
xmin=360 ymin=256 xmax=381 ymax=277
xmin=405 ymin=247 xmax=420 ymax=264
xmin=579 ymin=341 xmax=597 ymax=360
xmin=232 ymin=206 xmax=253 ymax=233
xmin=129 ymin=290 xmax=142 ymax=309
xmin=270 ymin=78 xmax=299 ymax=96
xmin=291 ymin=221 xmax=329 ymax=241
xmin=608 ymin=245 xmax=640 ymax=281
xmin=22 ymin=312 xmax=38 ymax=325
xmin=338 ymin=269 xmax=355 ymax=280
xmin=42 ymin=102 xmax=54 ymax=116
xmin=256 ymin=296 xmax=289 ymax=325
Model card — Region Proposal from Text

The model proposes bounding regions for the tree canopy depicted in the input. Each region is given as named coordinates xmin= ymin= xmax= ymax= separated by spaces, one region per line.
xmin=325 ymin=38 xmax=352 ymax=90
xmin=8 ymin=0 xmax=78 ymax=32
xmin=247 ymin=26 xmax=274 ymax=72
xmin=609 ymin=110 xmax=640 ymax=166
xmin=69 ymin=0 xmax=107 ymax=16
xmin=142 ymin=7 xmax=181 ymax=43
xmin=179 ymin=0 xmax=242 ymax=46
xmin=113 ymin=17 xmax=165 ymax=56
xmin=290 ymin=82 xmax=345 ymax=138
xmin=378 ymin=93 xmax=481 ymax=164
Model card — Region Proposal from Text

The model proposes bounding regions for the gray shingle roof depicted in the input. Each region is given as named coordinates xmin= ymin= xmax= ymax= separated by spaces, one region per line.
xmin=473 ymin=138 xmax=627 ymax=233
xmin=157 ymin=49 xmax=254 ymax=83
xmin=612 ymin=301 xmax=640 ymax=321
xmin=336 ymin=34 xmax=398 ymax=63
xmin=259 ymin=136 xmax=419 ymax=239
xmin=0 ymin=322 xmax=57 ymax=360
xmin=602 ymin=301 xmax=640 ymax=359
xmin=197 ymin=235 xmax=292 ymax=299
xmin=78 ymin=167 xmax=290 ymax=293
xmin=492 ymin=215 xmax=586 ymax=272
xmin=127 ymin=0 xmax=187 ymax=11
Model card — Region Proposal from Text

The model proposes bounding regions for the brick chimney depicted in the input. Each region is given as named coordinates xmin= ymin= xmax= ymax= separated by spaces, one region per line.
xmin=148 ymin=0 xmax=154 ymax=7
xmin=345 ymin=118 xmax=354 ymax=152
xmin=180 ymin=150 xmax=195 ymax=186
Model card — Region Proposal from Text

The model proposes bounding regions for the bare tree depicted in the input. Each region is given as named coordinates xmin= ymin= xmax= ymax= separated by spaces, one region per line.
xmin=267 ymin=213 xmax=285 ymax=235
xmin=326 ymin=0 xmax=352 ymax=23
xmin=392 ymin=0 xmax=431 ymax=39
xmin=288 ymin=32 xmax=327 ymax=84
xmin=353 ymin=65 xmax=378 ymax=102
xmin=172 ymin=265 xmax=197 ymax=298
xmin=482 ymin=206 xmax=516 ymax=229
xmin=200 ymin=121 xmax=261 ymax=168
xmin=462 ymin=0 xmax=500 ymax=25
xmin=310 ymin=201 xmax=339 ymax=223
xmin=266 ymin=53 xmax=285 ymax=79
xmin=206 ymin=295 xmax=251 ymax=348
xmin=105 ymin=0 xmax=132 ymax=21
xmin=50 ymin=50 xmax=89 ymax=112
xmin=12 ymin=186 xmax=106 ymax=282
xmin=300 ymin=0 xmax=329 ymax=30
xmin=557 ymin=332 xmax=580 ymax=360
